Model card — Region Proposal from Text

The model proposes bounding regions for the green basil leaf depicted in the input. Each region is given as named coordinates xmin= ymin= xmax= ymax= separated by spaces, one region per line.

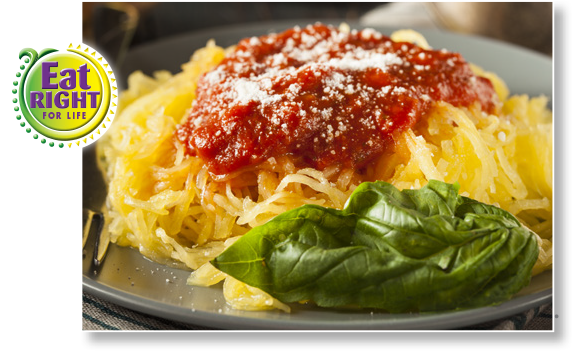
xmin=212 ymin=180 xmax=539 ymax=312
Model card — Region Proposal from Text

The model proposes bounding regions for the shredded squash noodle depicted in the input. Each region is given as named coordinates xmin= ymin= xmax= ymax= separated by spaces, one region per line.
xmin=97 ymin=29 xmax=552 ymax=311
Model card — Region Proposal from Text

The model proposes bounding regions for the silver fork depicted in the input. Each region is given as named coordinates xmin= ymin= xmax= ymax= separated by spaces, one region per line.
xmin=82 ymin=209 xmax=109 ymax=268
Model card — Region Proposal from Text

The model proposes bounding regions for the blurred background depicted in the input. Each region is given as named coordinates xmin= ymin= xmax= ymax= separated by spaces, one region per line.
xmin=82 ymin=2 xmax=552 ymax=71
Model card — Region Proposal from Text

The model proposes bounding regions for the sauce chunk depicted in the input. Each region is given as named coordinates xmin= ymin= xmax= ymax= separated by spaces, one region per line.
xmin=177 ymin=24 xmax=497 ymax=176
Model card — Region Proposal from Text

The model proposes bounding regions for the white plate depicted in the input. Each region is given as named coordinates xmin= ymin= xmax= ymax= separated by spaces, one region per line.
xmin=82 ymin=20 xmax=552 ymax=330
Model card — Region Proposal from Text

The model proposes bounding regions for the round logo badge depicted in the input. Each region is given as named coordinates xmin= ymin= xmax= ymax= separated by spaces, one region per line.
xmin=13 ymin=44 xmax=117 ymax=148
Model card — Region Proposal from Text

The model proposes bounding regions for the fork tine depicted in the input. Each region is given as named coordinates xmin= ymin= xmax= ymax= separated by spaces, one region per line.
xmin=82 ymin=208 xmax=96 ymax=249
xmin=94 ymin=212 xmax=109 ymax=266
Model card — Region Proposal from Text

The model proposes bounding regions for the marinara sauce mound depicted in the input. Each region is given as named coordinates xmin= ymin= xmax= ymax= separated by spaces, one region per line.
xmin=177 ymin=24 xmax=497 ymax=176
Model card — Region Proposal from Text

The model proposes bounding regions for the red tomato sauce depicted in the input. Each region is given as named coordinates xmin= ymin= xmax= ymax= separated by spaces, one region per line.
xmin=176 ymin=24 xmax=497 ymax=176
